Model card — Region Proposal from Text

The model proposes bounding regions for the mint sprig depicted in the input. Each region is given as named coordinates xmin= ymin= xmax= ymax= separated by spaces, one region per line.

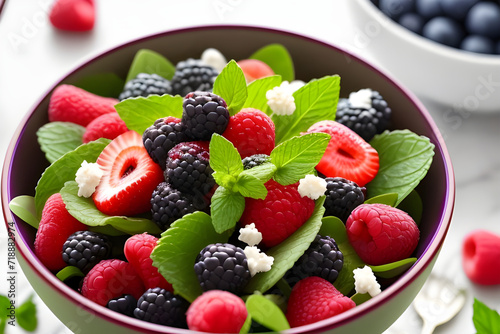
xmin=210 ymin=186 xmax=245 ymax=234
xmin=245 ymin=294 xmax=290 ymax=331
xmin=37 ymin=122 xmax=85 ymax=164
xmin=213 ymin=60 xmax=248 ymax=116
xmin=249 ymin=44 xmax=294 ymax=82
xmin=473 ymin=298 xmax=500 ymax=333
xmin=125 ymin=49 xmax=176 ymax=83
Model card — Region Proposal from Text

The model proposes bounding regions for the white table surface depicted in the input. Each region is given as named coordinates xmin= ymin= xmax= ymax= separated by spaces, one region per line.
xmin=1 ymin=1 xmax=500 ymax=333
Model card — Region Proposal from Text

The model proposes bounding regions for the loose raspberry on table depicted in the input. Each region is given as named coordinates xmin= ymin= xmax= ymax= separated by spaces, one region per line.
xmin=134 ymin=287 xmax=189 ymax=327
xmin=323 ymin=177 xmax=365 ymax=222
xmin=462 ymin=230 xmax=500 ymax=285
xmin=62 ymin=230 xmax=111 ymax=274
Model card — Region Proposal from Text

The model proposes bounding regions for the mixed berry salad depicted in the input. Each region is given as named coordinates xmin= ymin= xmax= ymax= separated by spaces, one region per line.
xmin=9 ymin=44 xmax=435 ymax=332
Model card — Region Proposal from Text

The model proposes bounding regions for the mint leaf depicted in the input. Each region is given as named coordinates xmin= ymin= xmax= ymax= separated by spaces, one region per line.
xmin=56 ymin=266 xmax=84 ymax=282
xmin=473 ymin=299 xmax=500 ymax=334
xmin=151 ymin=212 xmax=230 ymax=302
xmin=234 ymin=173 xmax=267 ymax=199
xmin=369 ymin=257 xmax=417 ymax=279
xmin=249 ymin=44 xmax=294 ymax=82
xmin=244 ymin=197 xmax=325 ymax=294
xmin=115 ymin=94 xmax=183 ymax=134
xmin=238 ymin=163 xmax=276 ymax=184
xmin=37 ymin=122 xmax=85 ymax=163
xmin=209 ymin=134 xmax=243 ymax=177
xmin=74 ymin=72 xmax=124 ymax=98
xmin=16 ymin=294 xmax=37 ymax=332
xmin=273 ymin=75 xmax=340 ymax=144
xmin=9 ymin=195 xmax=39 ymax=229
xmin=246 ymin=294 xmax=290 ymax=331
xmin=210 ymin=186 xmax=245 ymax=233
xmin=364 ymin=192 xmax=398 ymax=206
xmin=125 ymin=49 xmax=175 ymax=83
xmin=61 ymin=181 xmax=161 ymax=234
xmin=271 ymin=133 xmax=330 ymax=185
xmin=243 ymin=75 xmax=282 ymax=113
xmin=397 ymin=189 xmax=423 ymax=225
xmin=213 ymin=60 xmax=248 ymax=115
xmin=34 ymin=138 xmax=110 ymax=218
xmin=368 ymin=130 xmax=435 ymax=206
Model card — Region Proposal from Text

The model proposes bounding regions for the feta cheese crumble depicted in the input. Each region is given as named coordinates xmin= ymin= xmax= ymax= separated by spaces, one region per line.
xmin=298 ymin=174 xmax=327 ymax=200
xmin=238 ymin=223 xmax=262 ymax=246
xmin=201 ymin=48 xmax=227 ymax=73
xmin=266 ymin=83 xmax=296 ymax=116
xmin=75 ymin=160 xmax=103 ymax=198
xmin=280 ymin=80 xmax=305 ymax=94
xmin=353 ymin=265 xmax=381 ymax=297
xmin=349 ymin=88 xmax=373 ymax=110
xmin=243 ymin=246 xmax=274 ymax=276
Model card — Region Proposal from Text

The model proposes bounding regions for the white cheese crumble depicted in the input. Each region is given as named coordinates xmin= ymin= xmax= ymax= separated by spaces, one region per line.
xmin=238 ymin=223 xmax=262 ymax=246
xmin=298 ymin=174 xmax=327 ymax=200
xmin=201 ymin=48 xmax=227 ymax=73
xmin=349 ymin=88 xmax=373 ymax=109
xmin=266 ymin=83 xmax=296 ymax=116
xmin=280 ymin=80 xmax=305 ymax=94
xmin=75 ymin=160 xmax=103 ymax=198
xmin=243 ymin=246 xmax=274 ymax=277
xmin=353 ymin=265 xmax=381 ymax=297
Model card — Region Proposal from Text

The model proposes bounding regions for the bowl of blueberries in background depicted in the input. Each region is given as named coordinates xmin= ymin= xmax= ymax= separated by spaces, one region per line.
xmin=347 ymin=0 xmax=500 ymax=113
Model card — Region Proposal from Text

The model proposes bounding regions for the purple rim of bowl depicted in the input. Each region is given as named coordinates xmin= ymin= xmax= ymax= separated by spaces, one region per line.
xmin=1 ymin=25 xmax=455 ymax=333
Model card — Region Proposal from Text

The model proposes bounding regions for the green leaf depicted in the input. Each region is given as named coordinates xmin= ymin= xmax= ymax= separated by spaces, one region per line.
xmin=210 ymin=186 xmax=245 ymax=234
xmin=271 ymin=133 xmax=330 ymax=185
xmin=60 ymin=181 xmax=161 ymax=234
xmin=364 ymin=192 xmax=398 ymax=206
xmin=115 ymin=94 xmax=183 ymax=134
xmin=243 ymin=75 xmax=282 ymax=113
xmin=234 ymin=173 xmax=268 ymax=199
xmin=34 ymin=138 xmax=110 ymax=218
xmin=246 ymin=294 xmax=290 ymax=331
xmin=74 ymin=72 xmax=125 ymax=98
xmin=397 ymin=189 xmax=423 ymax=225
xmin=209 ymin=134 xmax=243 ymax=176
xmin=369 ymin=257 xmax=417 ymax=279
xmin=473 ymin=299 xmax=500 ymax=334
xmin=16 ymin=295 xmax=37 ymax=332
xmin=244 ymin=197 xmax=325 ymax=294
xmin=368 ymin=130 xmax=435 ymax=206
xmin=37 ymin=122 xmax=85 ymax=164
xmin=249 ymin=44 xmax=294 ymax=82
xmin=351 ymin=292 xmax=372 ymax=306
xmin=56 ymin=266 xmax=84 ymax=282
xmin=213 ymin=60 xmax=248 ymax=116
xmin=0 ymin=294 xmax=10 ymax=315
xmin=125 ymin=49 xmax=176 ymax=83
xmin=151 ymin=212 xmax=230 ymax=302
xmin=273 ymin=75 xmax=340 ymax=144
xmin=240 ymin=314 xmax=252 ymax=334
xmin=239 ymin=163 xmax=276 ymax=184
xmin=9 ymin=196 xmax=39 ymax=229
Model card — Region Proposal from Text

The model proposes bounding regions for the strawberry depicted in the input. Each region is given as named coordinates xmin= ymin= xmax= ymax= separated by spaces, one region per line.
xmin=240 ymin=179 xmax=315 ymax=248
xmin=304 ymin=120 xmax=379 ymax=187
xmin=82 ymin=112 xmax=128 ymax=143
xmin=462 ymin=230 xmax=500 ymax=285
xmin=48 ymin=85 xmax=118 ymax=127
xmin=124 ymin=233 xmax=173 ymax=291
xmin=49 ymin=0 xmax=95 ymax=32
xmin=286 ymin=276 xmax=356 ymax=328
xmin=222 ymin=108 xmax=275 ymax=158
xmin=34 ymin=193 xmax=88 ymax=272
xmin=92 ymin=130 xmax=164 ymax=216
xmin=237 ymin=59 xmax=275 ymax=83
xmin=346 ymin=203 xmax=420 ymax=265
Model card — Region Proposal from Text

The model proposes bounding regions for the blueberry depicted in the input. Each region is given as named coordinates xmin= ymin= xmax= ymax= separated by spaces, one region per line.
xmin=379 ymin=0 xmax=415 ymax=20
xmin=439 ymin=0 xmax=479 ymax=21
xmin=422 ymin=17 xmax=465 ymax=48
xmin=460 ymin=35 xmax=495 ymax=54
xmin=415 ymin=0 xmax=443 ymax=19
xmin=465 ymin=2 xmax=500 ymax=39
xmin=398 ymin=12 xmax=425 ymax=34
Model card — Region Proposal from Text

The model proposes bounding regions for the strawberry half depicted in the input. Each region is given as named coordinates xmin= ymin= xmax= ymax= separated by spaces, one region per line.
xmin=93 ymin=130 xmax=164 ymax=216
xmin=305 ymin=120 xmax=379 ymax=187
xmin=462 ymin=230 xmax=500 ymax=285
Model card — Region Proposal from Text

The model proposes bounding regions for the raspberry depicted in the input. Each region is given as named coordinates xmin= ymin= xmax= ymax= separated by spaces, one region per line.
xmin=286 ymin=276 xmax=356 ymax=328
xmin=182 ymin=91 xmax=229 ymax=141
xmin=82 ymin=112 xmax=128 ymax=143
xmin=462 ymin=230 xmax=500 ymax=285
xmin=81 ymin=259 xmax=145 ymax=306
xmin=142 ymin=116 xmax=188 ymax=170
xmin=346 ymin=203 xmax=420 ymax=265
xmin=324 ymin=177 xmax=365 ymax=222
xmin=134 ymin=287 xmax=189 ymax=327
xmin=107 ymin=294 xmax=137 ymax=317
xmin=240 ymin=180 xmax=315 ymax=248
xmin=222 ymin=108 xmax=275 ymax=158
xmin=171 ymin=58 xmax=219 ymax=96
xmin=49 ymin=0 xmax=95 ymax=32
xmin=62 ymin=230 xmax=111 ymax=273
xmin=242 ymin=154 xmax=271 ymax=170
xmin=119 ymin=73 xmax=172 ymax=101
xmin=186 ymin=290 xmax=248 ymax=333
xmin=194 ymin=243 xmax=251 ymax=294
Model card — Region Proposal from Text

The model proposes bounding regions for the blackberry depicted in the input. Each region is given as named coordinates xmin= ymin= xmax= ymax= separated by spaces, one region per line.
xmin=134 ymin=287 xmax=189 ymax=328
xmin=194 ymin=243 xmax=251 ymax=294
xmin=242 ymin=154 xmax=271 ymax=170
xmin=170 ymin=58 xmax=219 ymax=96
xmin=119 ymin=73 xmax=172 ymax=101
xmin=324 ymin=177 xmax=365 ymax=222
xmin=107 ymin=294 xmax=137 ymax=317
xmin=142 ymin=117 xmax=188 ymax=170
xmin=62 ymin=231 xmax=111 ymax=273
xmin=335 ymin=89 xmax=391 ymax=142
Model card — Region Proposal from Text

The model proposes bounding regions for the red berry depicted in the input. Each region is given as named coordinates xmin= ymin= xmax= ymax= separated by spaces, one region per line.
xmin=237 ymin=59 xmax=275 ymax=83
xmin=346 ymin=203 xmax=420 ymax=265
xmin=93 ymin=130 xmax=164 ymax=216
xmin=186 ymin=290 xmax=248 ymax=333
xmin=48 ymin=85 xmax=118 ymax=127
xmin=82 ymin=112 xmax=128 ymax=143
xmin=124 ymin=233 xmax=173 ymax=291
xmin=81 ymin=259 xmax=145 ymax=306
xmin=34 ymin=193 xmax=88 ymax=272
xmin=305 ymin=120 xmax=379 ymax=186
xmin=286 ymin=276 xmax=356 ymax=328
xmin=222 ymin=108 xmax=275 ymax=159
xmin=240 ymin=180 xmax=315 ymax=248
xmin=49 ymin=0 xmax=95 ymax=32
xmin=462 ymin=230 xmax=500 ymax=285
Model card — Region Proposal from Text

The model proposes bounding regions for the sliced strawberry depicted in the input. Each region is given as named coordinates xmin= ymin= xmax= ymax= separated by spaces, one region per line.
xmin=305 ymin=120 xmax=379 ymax=187
xmin=462 ymin=230 xmax=500 ymax=285
xmin=93 ymin=131 xmax=164 ymax=216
